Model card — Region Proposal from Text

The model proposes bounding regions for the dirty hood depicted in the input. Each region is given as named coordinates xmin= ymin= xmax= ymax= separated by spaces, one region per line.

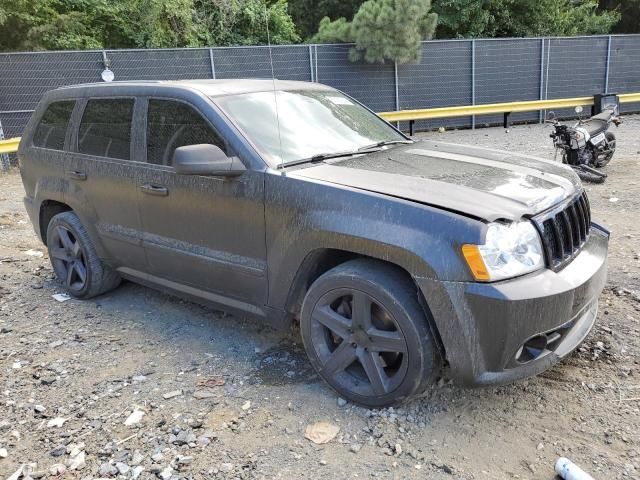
xmin=289 ymin=140 xmax=581 ymax=221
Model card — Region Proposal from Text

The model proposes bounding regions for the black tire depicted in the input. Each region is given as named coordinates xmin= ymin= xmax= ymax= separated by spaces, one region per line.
xmin=576 ymin=169 xmax=606 ymax=184
xmin=300 ymin=259 xmax=440 ymax=407
xmin=594 ymin=131 xmax=615 ymax=168
xmin=46 ymin=211 xmax=121 ymax=299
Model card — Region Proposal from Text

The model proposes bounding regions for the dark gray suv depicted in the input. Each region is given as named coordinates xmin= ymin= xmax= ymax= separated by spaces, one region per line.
xmin=18 ymin=80 xmax=609 ymax=407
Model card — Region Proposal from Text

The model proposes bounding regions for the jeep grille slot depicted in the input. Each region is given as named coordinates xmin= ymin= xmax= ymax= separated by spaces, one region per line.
xmin=533 ymin=191 xmax=591 ymax=271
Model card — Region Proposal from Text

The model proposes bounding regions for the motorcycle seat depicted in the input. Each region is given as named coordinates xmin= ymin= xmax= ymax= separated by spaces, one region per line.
xmin=580 ymin=111 xmax=613 ymax=136
xmin=581 ymin=119 xmax=607 ymax=136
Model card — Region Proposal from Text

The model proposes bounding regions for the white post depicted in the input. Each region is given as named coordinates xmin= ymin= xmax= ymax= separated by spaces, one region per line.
xmin=0 ymin=119 xmax=10 ymax=171
xmin=539 ymin=38 xmax=545 ymax=123
xmin=471 ymin=39 xmax=476 ymax=129
xmin=209 ymin=48 xmax=216 ymax=79
xmin=604 ymin=35 xmax=612 ymax=93
xmin=394 ymin=61 xmax=400 ymax=129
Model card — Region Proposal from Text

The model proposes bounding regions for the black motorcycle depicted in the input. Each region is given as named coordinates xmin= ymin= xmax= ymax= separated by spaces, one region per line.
xmin=547 ymin=106 xmax=621 ymax=183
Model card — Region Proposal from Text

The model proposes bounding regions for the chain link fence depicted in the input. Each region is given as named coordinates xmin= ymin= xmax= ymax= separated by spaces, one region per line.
xmin=1 ymin=35 xmax=639 ymax=145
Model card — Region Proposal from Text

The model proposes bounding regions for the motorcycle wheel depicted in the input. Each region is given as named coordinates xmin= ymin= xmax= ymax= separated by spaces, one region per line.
xmin=595 ymin=132 xmax=616 ymax=168
xmin=576 ymin=168 xmax=606 ymax=184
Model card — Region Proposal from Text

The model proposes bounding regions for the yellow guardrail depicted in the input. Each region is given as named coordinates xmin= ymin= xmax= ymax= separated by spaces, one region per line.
xmin=619 ymin=92 xmax=640 ymax=103
xmin=0 ymin=137 xmax=21 ymax=154
xmin=379 ymin=92 xmax=640 ymax=133
xmin=379 ymin=97 xmax=594 ymax=122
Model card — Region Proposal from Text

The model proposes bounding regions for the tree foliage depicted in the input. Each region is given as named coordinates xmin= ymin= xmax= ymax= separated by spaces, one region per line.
xmin=0 ymin=0 xmax=299 ymax=51
xmin=294 ymin=0 xmax=623 ymax=40
xmin=433 ymin=0 xmax=620 ymax=38
xmin=0 ymin=0 xmax=630 ymax=53
xmin=288 ymin=0 xmax=363 ymax=39
xmin=312 ymin=0 xmax=437 ymax=63
xmin=599 ymin=0 xmax=640 ymax=33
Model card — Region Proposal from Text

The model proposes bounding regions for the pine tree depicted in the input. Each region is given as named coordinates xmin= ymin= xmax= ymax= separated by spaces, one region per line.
xmin=312 ymin=0 xmax=438 ymax=64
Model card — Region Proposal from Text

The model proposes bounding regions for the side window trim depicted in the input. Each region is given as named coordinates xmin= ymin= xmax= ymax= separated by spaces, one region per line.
xmin=74 ymin=96 xmax=137 ymax=162
xmin=143 ymin=96 xmax=231 ymax=168
xmin=68 ymin=97 xmax=87 ymax=154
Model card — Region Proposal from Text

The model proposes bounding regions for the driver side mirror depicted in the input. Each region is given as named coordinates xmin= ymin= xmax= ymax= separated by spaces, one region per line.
xmin=173 ymin=144 xmax=245 ymax=177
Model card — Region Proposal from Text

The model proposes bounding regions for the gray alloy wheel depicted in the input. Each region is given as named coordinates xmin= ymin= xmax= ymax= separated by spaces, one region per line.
xmin=46 ymin=211 xmax=121 ymax=299
xmin=49 ymin=224 xmax=88 ymax=292
xmin=300 ymin=259 xmax=440 ymax=407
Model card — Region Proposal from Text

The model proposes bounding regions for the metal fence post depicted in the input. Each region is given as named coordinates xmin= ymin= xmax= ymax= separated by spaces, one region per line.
xmin=314 ymin=45 xmax=319 ymax=82
xmin=539 ymin=38 xmax=545 ymax=123
xmin=209 ymin=48 xmax=216 ymax=79
xmin=101 ymin=50 xmax=109 ymax=69
xmin=0 ymin=119 xmax=10 ymax=171
xmin=471 ymin=39 xmax=476 ymax=129
xmin=394 ymin=61 xmax=400 ymax=129
xmin=308 ymin=45 xmax=314 ymax=82
xmin=543 ymin=38 xmax=551 ymax=120
xmin=604 ymin=35 xmax=612 ymax=93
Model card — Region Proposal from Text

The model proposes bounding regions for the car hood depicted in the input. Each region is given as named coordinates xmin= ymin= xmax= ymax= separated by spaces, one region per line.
xmin=289 ymin=140 xmax=581 ymax=222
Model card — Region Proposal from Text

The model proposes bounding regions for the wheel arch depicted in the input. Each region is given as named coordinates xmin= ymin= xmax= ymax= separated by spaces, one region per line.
xmin=39 ymin=199 xmax=72 ymax=245
xmin=284 ymin=248 xmax=447 ymax=362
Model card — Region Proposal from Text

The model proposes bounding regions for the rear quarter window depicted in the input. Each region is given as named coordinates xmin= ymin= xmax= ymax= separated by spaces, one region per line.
xmin=78 ymin=98 xmax=134 ymax=160
xmin=32 ymin=100 xmax=75 ymax=150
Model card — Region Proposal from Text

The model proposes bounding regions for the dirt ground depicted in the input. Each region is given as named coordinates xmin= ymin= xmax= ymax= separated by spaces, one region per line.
xmin=1 ymin=116 xmax=639 ymax=480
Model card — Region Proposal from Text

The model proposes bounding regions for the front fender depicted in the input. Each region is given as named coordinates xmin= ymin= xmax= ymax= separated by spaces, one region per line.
xmin=265 ymin=172 xmax=483 ymax=310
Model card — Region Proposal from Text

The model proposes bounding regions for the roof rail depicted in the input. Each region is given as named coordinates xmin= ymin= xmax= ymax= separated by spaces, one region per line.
xmin=58 ymin=80 xmax=165 ymax=89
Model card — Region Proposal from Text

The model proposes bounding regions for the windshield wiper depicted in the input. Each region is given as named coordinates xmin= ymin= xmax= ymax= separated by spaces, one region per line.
xmin=357 ymin=139 xmax=414 ymax=151
xmin=277 ymin=140 xmax=414 ymax=169
xmin=277 ymin=148 xmax=382 ymax=169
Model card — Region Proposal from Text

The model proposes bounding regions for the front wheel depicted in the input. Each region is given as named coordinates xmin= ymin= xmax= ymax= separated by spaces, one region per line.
xmin=575 ymin=167 xmax=607 ymax=184
xmin=300 ymin=259 xmax=441 ymax=407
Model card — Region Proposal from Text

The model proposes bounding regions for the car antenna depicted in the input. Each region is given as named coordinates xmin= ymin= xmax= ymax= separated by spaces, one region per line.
xmin=264 ymin=4 xmax=284 ymax=171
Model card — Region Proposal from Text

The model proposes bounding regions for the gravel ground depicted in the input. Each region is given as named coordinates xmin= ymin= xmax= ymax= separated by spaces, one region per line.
xmin=1 ymin=116 xmax=639 ymax=480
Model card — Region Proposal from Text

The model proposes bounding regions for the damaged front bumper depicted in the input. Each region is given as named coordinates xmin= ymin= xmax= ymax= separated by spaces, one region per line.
xmin=417 ymin=224 xmax=609 ymax=386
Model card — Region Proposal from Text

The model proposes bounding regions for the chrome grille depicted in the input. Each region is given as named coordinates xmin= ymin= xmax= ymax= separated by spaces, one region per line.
xmin=532 ymin=191 xmax=591 ymax=271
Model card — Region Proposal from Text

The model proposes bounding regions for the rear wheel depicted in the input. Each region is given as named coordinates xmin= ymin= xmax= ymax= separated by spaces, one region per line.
xmin=46 ymin=211 xmax=121 ymax=299
xmin=300 ymin=259 xmax=440 ymax=407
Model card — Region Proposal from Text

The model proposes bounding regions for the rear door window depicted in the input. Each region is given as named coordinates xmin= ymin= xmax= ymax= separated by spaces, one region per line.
xmin=32 ymin=100 xmax=75 ymax=150
xmin=146 ymin=99 xmax=225 ymax=166
xmin=78 ymin=98 xmax=134 ymax=160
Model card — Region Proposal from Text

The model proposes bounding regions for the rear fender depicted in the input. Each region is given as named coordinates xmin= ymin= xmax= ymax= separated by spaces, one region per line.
xmin=61 ymin=182 xmax=110 ymax=259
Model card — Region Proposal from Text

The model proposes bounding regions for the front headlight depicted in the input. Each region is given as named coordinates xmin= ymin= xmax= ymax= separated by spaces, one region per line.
xmin=462 ymin=221 xmax=545 ymax=281
xmin=572 ymin=128 xmax=589 ymax=148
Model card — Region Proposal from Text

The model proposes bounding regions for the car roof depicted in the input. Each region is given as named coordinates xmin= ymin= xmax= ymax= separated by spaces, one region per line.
xmin=58 ymin=79 xmax=335 ymax=97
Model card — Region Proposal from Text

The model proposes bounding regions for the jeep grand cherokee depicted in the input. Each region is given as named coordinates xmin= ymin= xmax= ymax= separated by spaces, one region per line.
xmin=18 ymin=80 xmax=609 ymax=406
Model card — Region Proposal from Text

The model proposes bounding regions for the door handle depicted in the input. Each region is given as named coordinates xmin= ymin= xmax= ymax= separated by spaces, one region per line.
xmin=68 ymin=170 xmax=87 ymax=181
xmin=139 ymin=184 xmax=169 ymax=196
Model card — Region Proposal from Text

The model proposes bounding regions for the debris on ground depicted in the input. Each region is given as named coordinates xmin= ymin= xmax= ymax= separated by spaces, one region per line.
xmin=124 ymin=408 xmax=145 ymax=426
xmin=195 ymin=375 xmax=225 ymax=387
xmin=304 ymin=422 xmax=340 ymax=444
xmin=51 ymin=293 xmax=71 ymax=302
